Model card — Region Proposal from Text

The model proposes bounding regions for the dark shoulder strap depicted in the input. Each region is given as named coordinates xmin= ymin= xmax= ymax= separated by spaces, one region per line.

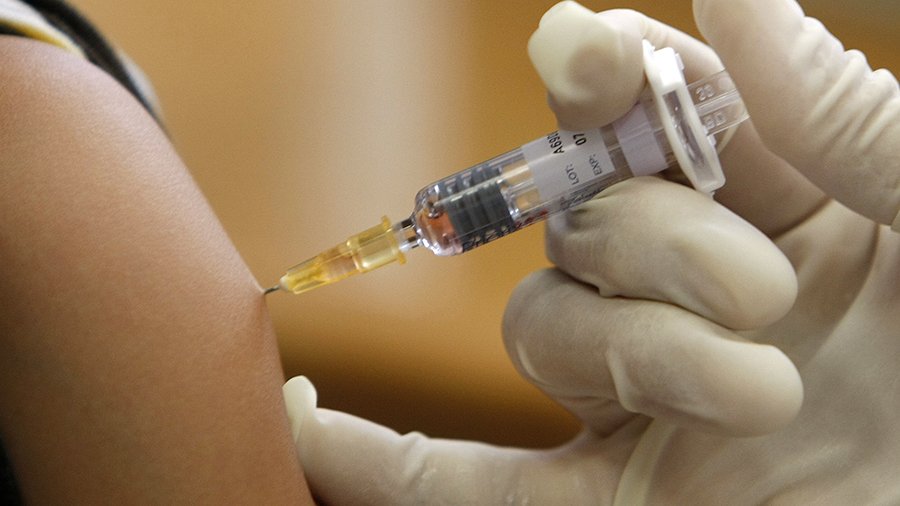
xmin=17 ymin=0 xmax=161 ymax=120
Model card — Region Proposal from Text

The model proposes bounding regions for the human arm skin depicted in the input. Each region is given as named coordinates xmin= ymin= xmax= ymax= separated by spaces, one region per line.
xmin=0 ymin=37 xmax=314 ymax=504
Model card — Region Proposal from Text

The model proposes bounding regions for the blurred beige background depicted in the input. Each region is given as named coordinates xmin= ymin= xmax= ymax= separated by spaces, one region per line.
xmin=69 ymin=0 xmax=898 ymax=447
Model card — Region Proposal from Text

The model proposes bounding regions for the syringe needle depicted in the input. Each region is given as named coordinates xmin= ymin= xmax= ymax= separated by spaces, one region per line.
xmin=263 ymin=285 xmax=281 ymax=296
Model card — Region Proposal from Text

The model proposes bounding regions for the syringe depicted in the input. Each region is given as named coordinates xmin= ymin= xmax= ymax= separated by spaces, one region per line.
xmin=265 ymin=41 xmax=748 ymax=296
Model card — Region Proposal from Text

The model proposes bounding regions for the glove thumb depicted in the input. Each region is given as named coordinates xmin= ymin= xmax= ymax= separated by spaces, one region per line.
xmin=527 ymin=1 xmax=645 ymax=130
xmin=283 ymin=376 xmax=629 ymax=505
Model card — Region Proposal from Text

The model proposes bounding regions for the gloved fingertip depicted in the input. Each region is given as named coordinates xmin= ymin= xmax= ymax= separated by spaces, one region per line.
xmin=282 ymin=376 xmax=319 ymax=442
xmin=714 ymin=344 xmax=804 ymax=436
xmin=682 ymin=342 xmax=804 ymax=436
xmin=693 ymin=0 xmax=804 ymax=45
xmin=611 ymin=329 xmax=803 ymax=437
xmin=528 ymin=2 xmax=645 ymax=129
xmin=535 ymin=0 xmax=580 ymax=28
xmin=676 ymin=210 xmax=799 ymax=330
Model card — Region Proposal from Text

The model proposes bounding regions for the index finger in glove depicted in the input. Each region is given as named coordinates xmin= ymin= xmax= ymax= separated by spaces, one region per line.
xmin=502 ymin=269 xmax=803 ymax=437
xmin=546 ymin=177 xmax=797 ymax=331
xmin=695 ymin=0 xmax=900 ymax=230
xmin=503 ymin=179 xmax=802 ymax=437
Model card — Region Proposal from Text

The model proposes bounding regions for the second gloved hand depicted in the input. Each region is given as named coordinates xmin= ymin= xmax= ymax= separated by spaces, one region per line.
xmin=512 ymin=0 xmax=900 ymax=503
xmin=284 ymin=0 xmax=900 ymax=504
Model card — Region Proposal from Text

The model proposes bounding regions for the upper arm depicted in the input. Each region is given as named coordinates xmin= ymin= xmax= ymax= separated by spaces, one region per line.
xmin=0 ymin=36 xmax=312 ymax=504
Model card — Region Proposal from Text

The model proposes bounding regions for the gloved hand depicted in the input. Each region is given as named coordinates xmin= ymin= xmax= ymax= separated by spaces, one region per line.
xmin=283 ymin=0 xmax=900 ymax=503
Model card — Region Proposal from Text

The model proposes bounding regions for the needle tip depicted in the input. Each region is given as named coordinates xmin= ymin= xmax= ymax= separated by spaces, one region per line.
xmin=263 ymin=285 xmax=281 ymax=296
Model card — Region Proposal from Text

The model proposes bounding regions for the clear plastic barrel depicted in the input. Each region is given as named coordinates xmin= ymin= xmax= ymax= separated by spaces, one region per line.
xmin=410 ymin=93 xmax=677 ymax=256
xmin=269 ymin=46 xmax=748 ymax=296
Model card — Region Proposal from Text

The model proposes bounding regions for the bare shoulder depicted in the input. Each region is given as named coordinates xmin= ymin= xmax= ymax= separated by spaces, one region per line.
xmin=0 ymin=34 xmax=159 ymax=146
xmin=0 ymin=34 xmax=133 ymax=96
xmin=0 ymin=35 xmax=314 ymax=505
xmin=0 ymin=34 xmax=184 ymax=275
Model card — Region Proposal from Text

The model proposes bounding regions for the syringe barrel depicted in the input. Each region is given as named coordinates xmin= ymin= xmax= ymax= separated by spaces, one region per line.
xmin=411 ymin=91 xmax=675 ymax=256
xmin=409 ymin=43 xmax=744 ymax=257
xmin=279 ymin=217 xmax=405 ymax=294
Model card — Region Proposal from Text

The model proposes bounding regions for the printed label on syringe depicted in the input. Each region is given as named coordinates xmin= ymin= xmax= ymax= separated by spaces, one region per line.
xmin=520 ymin=129 xmax=614 ymax=201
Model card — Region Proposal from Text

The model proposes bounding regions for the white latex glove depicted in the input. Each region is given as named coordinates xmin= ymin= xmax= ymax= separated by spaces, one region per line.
xmin=284 ymin=0 xmax=900 ymax=503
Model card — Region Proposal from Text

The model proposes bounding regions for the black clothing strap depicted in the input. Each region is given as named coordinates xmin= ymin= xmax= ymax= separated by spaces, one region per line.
xmin=20 ymin=0 xmax=159 ymax=120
